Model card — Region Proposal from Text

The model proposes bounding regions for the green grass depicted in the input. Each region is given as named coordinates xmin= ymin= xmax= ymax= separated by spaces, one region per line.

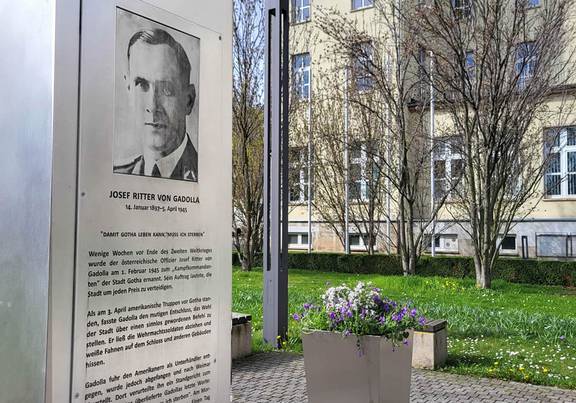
xmin=232 ymin=267 xmax=576 ymax=389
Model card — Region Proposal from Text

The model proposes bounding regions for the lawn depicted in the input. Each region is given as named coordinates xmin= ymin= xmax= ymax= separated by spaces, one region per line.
xmin=232 ymin=268 xmax=576 ymax=389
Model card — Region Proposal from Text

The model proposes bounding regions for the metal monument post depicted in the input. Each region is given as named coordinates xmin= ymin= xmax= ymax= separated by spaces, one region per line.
xmin=430 ymin=51 xmax=436 ymax=257
xmin=344 ymin=68 xmax=351 ymax=255
xmin=263 ymin=0 xmax=290 ymax=346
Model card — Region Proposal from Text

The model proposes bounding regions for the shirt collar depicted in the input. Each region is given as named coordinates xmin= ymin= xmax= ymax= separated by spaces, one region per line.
xmin=144 ymin=134 xmax=188 ymax=177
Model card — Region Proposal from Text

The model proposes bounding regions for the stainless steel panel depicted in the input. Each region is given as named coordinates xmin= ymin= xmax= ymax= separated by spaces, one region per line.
xmin=0 ymin=1 xmax=55 ymax=402
xmin=47 ymin=0 xmax=81 ymax=401
xmin=72 ymin=1 xmax=230 ymax=402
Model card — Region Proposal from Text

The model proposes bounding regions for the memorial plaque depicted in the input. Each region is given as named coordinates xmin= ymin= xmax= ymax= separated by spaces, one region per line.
xmin=71 ymin=1 xmax=229 ymax=401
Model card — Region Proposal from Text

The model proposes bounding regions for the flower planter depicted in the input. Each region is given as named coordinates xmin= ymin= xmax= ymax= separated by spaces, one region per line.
xmin=302 ymin=330 xmax=413 ymax=403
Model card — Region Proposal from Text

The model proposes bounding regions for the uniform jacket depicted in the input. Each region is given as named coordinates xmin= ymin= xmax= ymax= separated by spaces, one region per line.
xmin=114 ymin=137 xmax=198 ymax=182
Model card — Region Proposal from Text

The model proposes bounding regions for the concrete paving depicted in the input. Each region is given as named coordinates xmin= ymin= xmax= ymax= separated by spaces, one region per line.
xmin=231 ymin=352 xmax=576 ymax=403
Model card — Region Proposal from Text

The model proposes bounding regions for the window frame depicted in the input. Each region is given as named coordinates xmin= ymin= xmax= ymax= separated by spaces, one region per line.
xmin=348 ymin=233 xmax=368 ymax=251
xmin=426 ymin=233 xmax=459 ymax=253
xmin=433 ymin=136 xmax=463 ymax=201
xmin=348 ymin=141 xmax=374 ymax=202
xmin=499 ymin=234 xmax=518 ymax=255
xmin=452 ymin=0 xmax=472 ymax=19
xmin=515 ymin=41 xmax=537 ymax=90
xmin=292 ymin=0 xmax=311 ymax=23
xmin=289 ymin=146 xmax=310 ymax=203
xmin=351 ymin=41 xmax=374 ymax=92
xmin=544 ymin=126 xmax=576 ymax=198
xmin=292 ymin=53 xmax=311 ymax=100
xmin=288 ymin=232 xmax=310 ymax=249
xmin=351 ymin=0 xmax=374 ymax=11
xmin=465 ymin=50 xmax=475 ymax=81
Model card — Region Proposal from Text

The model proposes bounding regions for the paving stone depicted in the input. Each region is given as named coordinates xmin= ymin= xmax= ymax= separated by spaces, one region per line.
xmin=231 ymin=352 xmax=576 ymax=403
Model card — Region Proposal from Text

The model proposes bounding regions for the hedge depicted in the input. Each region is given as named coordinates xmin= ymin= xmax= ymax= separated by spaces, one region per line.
xmin=233 ymin=251 xmax=576 ymax=287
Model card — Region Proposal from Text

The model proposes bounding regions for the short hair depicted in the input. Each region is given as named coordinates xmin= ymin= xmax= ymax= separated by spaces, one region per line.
xmin=127 ymin=29 xmax=191 ymax=85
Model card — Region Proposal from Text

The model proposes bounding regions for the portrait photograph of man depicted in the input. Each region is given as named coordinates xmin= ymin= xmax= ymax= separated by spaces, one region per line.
xmin=114 ymin=9 xmax=200 ymax=182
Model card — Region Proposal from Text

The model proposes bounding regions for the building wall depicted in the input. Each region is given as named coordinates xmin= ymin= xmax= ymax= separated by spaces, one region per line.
xmin=287 ymin=0 xmax=576 ymax=258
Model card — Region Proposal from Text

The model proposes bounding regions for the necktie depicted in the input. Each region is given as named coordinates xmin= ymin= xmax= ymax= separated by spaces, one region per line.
xmin=151 ymin=164 xmax=161 ymax=177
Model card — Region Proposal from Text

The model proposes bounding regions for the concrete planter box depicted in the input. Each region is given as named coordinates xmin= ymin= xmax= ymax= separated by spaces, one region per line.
xmin=302 ymin=330 xmax=413 ymax=403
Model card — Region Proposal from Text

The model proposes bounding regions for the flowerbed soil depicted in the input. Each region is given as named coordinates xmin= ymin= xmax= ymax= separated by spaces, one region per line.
xmin=232 ymin=268 xmax=576 ymax=389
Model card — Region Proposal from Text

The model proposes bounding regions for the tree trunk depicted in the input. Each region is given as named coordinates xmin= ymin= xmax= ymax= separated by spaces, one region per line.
xmin=401 ymin=253 xmax=410 ymax=277
xmin=408 ymin=248 xmax=418 ymax=276
xmin=473 ymin=253 xmax=492 ymax=289
xmin=240 ymin=236 xmax=253 ymax=272
xmin=241 ymin=256 xmax=251 ymax=271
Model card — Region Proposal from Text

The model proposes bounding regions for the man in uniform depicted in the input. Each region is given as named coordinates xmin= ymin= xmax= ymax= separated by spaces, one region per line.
xmin=114 ymin=29 xmax=198 ymax=181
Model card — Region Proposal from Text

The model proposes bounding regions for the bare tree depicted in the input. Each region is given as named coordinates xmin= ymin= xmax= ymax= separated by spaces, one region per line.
xmin=298 ymin=77 xmax=390 ymax=254
xmin=417 ymin=0 xmax=576 ymax=287
xmin=233 ymin=0 xmax=265 ymax=271
xmin=315 ymin=1 xmax=452 ymax=272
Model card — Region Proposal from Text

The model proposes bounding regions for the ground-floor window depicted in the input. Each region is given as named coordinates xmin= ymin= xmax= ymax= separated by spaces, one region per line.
xmin=499 ymin=234 xmax=517 ymax=255
xmin=288 ymin=232 xmax=309 ymax=249
xmin=427 ymin=234 xmax=459 ymax=253
xmin=348 ymin=233 xmax=368 ymax=251
xmin=536 ymin=233 xmax=574 ymax=257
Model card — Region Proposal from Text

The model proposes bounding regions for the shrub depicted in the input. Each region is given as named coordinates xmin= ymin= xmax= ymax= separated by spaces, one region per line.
xmin=232 ymin=251 xmax=576 ymax=287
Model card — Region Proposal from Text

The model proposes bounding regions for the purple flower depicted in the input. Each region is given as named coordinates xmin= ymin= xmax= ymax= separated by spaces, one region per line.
xmin=379 ymin=316 xmax=386 ymax=324
xmin=410 ymin=308 xmax=417 ymax=318
xmin=403 ymin=339 xmax=409 ymax=346
xmin=329 ymin=311 xmax=336 ymax=320
xmin=344 ymin=329 xmax=351 ymax=337
xmin=560 ymin=335 xmax=566 ymax=341
xmin=393 ymin=311 xmax=405 ymax=323
xmin=418 ymin=316 xmax=426 ymax=326
xmin=292 ymin=313 xmax=300 ymax=321
xmin=303 ymin=303 xmax=312 ymax=310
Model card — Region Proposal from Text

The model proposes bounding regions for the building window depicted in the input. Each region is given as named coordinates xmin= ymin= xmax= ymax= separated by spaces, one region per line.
xmin=544 ymin=127 xmax=576 ymax=197
xmin=452 ymin=0 xmax=472 ymax=18
xmin=465 ymin=50 xmax=475 ymax=81
xmin=348 ymin=233 xmax=368 ymax=251
xmin=352 ymin=0 xmax=373 ymax=10
xmin=416 ymin=47 xmax=428 ymax=100
xmin=289 ymin=147 xmax=309 ymax=203
xmin=433 ymin=137 xmax=463 ymax=200
xmin=293 ymin=0 xmax=310 ymax=23
xmin=293 ymin=53 xmax=311 ymax=99
xmin=349 ymin=141 xmax=376 ymax=201
xmin=352 ymin=42 xmax=373 ymax=91
xmin=288 ymin=232 xmax=309 ymax=248
xmin=500 ymin=235 xmax=517 ymax=254
xmin=427 ymin=234 xmax=459 ymax=253
xmin=515 ymin=42 xmax=537 ymax=89
xmin=536 ymin=233 xmax=573 ymax=257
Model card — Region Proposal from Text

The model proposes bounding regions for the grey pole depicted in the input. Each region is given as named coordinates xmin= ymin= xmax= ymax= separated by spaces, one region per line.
xmin=429 ymin=51 xmax=436 ymax=257
xmin=384 ymin=50 xmax=392 ymax=255
xmin=307 ymin=89 xmax=313 ymax=254
xmin=344 ymin=67 xmax=351 ymax=254
xmin=263 ymin=0 xmax=290 ymax=347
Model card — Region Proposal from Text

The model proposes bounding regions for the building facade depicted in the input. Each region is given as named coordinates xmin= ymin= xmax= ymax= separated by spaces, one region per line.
xmin=287 ymin=0 xmax=576 ymax=259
